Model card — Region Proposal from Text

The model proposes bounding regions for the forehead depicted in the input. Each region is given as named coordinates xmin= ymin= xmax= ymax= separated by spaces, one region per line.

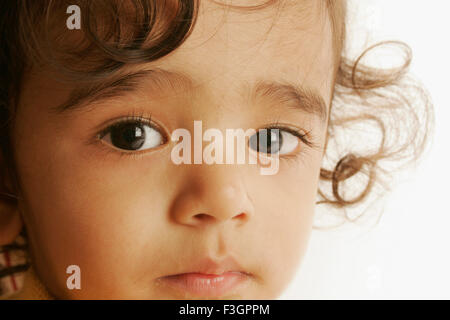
xmin=154 ymin=0 xmax=334 ymax=104
xmin=18 ymin=0 xmax=335 ymax=125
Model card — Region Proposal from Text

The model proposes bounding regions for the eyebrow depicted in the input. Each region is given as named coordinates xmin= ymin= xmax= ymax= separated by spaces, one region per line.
xmin=251 ymin=80 xmax=328 ymax=123
xmin=49 ymin=68 xmax=194 ymax=115
xmin=50 ymin=68 xmax=328 ymax=124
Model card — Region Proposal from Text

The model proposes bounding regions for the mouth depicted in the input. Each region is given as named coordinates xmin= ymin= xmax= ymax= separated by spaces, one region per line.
xmin=156 ymin=256 xmax=252 ymax=298
xmin=158 ymin=271 xmax=251 ymax=297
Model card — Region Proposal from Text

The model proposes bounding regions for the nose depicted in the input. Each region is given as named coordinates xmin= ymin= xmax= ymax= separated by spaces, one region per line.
xmin=169 ymin=165 xmax=254 ymax=228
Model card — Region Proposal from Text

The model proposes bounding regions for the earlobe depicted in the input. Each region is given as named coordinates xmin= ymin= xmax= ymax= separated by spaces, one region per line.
xmin=0 ymin=193 xmax=23 ymax=245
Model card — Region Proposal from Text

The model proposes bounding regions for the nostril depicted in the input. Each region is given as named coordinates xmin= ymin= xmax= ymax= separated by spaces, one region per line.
xmin=194 ymin=213 xmax=213 ymax=222
xmin=233 ymin=212 xmax=247 ymax=221
xmin=193 ymin=212 xmax=247 ymax=224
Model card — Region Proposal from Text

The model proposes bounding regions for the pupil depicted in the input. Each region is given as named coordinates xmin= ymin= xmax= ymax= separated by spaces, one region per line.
xmin=249 ymin=129 xmax=282 ymax=154
xmin=111 ymin=123 xmax=146 ymax=150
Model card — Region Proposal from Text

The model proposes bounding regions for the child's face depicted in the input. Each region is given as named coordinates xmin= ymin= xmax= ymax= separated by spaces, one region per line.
xmin=11 ymin=1 xmax=334 ymax=299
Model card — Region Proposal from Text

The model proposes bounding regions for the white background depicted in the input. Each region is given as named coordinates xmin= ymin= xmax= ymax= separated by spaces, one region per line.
xmin=280 ymin=0 xmax=450 ymax=299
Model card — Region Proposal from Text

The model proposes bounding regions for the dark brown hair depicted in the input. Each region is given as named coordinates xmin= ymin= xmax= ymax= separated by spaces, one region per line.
xmin=0 ymin=0 xmax=434 ymax=281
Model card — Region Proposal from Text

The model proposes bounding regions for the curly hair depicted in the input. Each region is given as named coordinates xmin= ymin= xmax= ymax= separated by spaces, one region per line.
xmin=0 ymin=0 xmax=434 ymax=283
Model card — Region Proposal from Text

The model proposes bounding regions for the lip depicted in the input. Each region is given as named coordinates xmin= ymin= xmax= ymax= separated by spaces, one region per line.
xmin=159 ymin=271 xmax=250 ymax=297
xmin=157 ymin=256 xmax=252 ymax=297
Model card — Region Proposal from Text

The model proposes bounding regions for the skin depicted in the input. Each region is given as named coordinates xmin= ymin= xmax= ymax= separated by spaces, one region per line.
xmin=1 ymin=0 xmax=335 ymax=299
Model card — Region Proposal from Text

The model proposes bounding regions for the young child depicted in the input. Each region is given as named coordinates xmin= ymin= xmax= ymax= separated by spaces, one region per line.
xmin=0 ymin=0 xmax=433 ymax=299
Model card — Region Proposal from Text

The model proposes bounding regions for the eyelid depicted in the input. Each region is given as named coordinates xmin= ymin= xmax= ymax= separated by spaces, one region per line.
xmin=97 ymin=116 xmax=151 ymax=139
xmin=260 ymin=123 xmax=315 ymax=149
xmin=95 ymin=112 xmax=168 ymax=143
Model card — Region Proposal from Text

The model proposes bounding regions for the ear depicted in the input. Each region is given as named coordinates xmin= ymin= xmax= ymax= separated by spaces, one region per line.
xmin=0 ymin=152 xmax=23 ymax=245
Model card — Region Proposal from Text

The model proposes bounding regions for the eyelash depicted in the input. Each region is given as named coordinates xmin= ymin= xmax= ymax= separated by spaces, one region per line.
xmin=265 ymin=122 xmax=321 ymax=163
xmin=93 ymin=112 xmax=321 ymax=160
xmin=265 ymin=123 xmax=317 ymax=149
xmin=94 ymin=110 xmax=163 ymax=161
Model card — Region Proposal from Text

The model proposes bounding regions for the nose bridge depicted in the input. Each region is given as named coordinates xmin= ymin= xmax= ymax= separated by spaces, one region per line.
xmin=169 ymin=164 xmax=254 ymax=227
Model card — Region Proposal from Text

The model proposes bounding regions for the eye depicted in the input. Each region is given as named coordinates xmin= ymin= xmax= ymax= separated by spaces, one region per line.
xmin=99 ymin=120 xmax=165 ymax=152
xmin=248 ymin=128 xmax=300 ymax=155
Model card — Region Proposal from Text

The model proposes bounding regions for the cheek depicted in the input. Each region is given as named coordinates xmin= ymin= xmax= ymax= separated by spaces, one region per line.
xmin=246 ymin=156 xmax=321 ymax=298
xmin=13 ymin=114 xmax=174 ymax=296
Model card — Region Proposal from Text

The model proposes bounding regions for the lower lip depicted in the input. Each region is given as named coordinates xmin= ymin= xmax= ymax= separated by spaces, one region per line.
xmin=159 ymin=271 xmax=250 ymax=297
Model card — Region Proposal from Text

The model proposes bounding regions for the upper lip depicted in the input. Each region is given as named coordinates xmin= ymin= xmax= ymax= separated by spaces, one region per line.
xmin=163 ymin=255 xmax=250 ymax=277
